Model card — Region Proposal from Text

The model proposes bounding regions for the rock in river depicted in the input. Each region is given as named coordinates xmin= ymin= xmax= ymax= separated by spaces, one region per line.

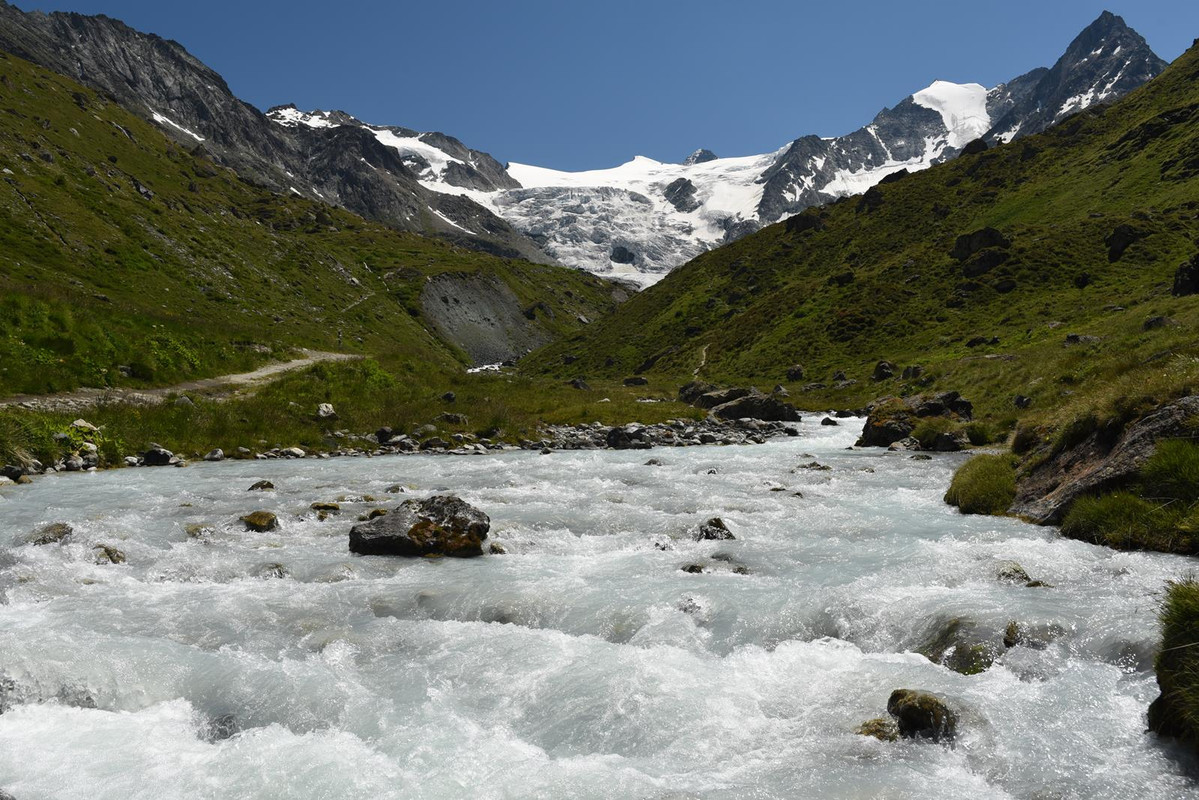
xmin=349 ymin=495 xmax=490 ymax=557
xmin=887 ymin=689 xmax=957 ymax=742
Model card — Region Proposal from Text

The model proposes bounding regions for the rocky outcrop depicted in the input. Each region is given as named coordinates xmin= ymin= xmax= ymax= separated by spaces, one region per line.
xmin=348 ymin=495 xmax=490 ymax=557
xmin=1010 ymin=396 xmax=1199 ymax=524
xmin=1173 ymin=253 xmax=1199 ymax=297
xmin=856 ymin=392 xmax=973 ymax=448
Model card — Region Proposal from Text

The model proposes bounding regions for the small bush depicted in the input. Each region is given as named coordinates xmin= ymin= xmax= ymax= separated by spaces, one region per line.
xmin=944 ymin=454 xmax=1017 ymax=515
xmin=964 ymin=422 xmax=995 ymax=446
xmin=1141 ymin=439 xmax=1199 ymax=505
xmin=912 ymin=417 xmax=956 ymax=449
xmin=1150 ymin=579 xmax=1199 ymax=746
xmin=1011 ymin=425 xmax=1042 ymax=455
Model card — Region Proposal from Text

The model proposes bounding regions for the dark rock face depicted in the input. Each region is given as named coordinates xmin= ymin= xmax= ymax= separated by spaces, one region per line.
xmin=623 ymin=376 xmax=649 ymax=386
xmin=683 ymin=149 xmax=718 ymax=165
xmin=984 ymin=11 xmax=1168 ymax=144
xmin=663 ymin=178 xmax=700 ymax=213
xmin=887 ymin=690 xmax=958 ymax=742
xmin=785 ymin=365 xmax=806 ymax=381
xmin=1011 ymin=396 xmax=1199 ymax=524
xmin=872 ymin=361 xmax=896 ymax=381
xmin=1172 ymin=254 xmax=1199 ymax=297
xmin=610 ymin=245 xmax=637 ymax=264
xmin=349 ymin=495 xmax=490 ymax=557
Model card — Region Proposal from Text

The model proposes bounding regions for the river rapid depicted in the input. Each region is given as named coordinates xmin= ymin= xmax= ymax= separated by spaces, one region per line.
xmin=0 ymin=420 xmax=1194 ymax=799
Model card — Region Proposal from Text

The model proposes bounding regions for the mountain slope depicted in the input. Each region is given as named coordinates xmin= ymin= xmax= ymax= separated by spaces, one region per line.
xmin=523 ymin=38 xmax=1199 ymax=429
xmin=0 ymin=0 xmax=553 ymax=264
xmin=0 ymin=49 xmax=621 ymax=396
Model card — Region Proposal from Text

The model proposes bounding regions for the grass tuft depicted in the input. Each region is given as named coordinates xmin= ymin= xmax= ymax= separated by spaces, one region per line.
xmin=944 ymin=454 xmax=1016 ymax=515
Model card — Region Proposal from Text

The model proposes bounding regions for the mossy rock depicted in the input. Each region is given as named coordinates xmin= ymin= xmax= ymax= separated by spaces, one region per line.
xmin=248 ymin=480 xmax=275 ymax=492
xmin=887 ymin=689 xmax=958 ymax=742
xmin=856 ymin=717 xmax=899 ymax=742
xmin=310 ymin=502 xmax=340 ymax=512
xmin=93 ymin=544 xmax=126 ymax=564
xmin=185 ymin=523 xmax=214 ymax=539
xmin=240 ymin=511 xmax=278 ymax=532
xmin=26 ymin=522 xmax=73 ymax=546
xmin=996 ymin=560 xmax=1031 ymax=584
xmin=917 ymin=616 xmax=999 ymax=675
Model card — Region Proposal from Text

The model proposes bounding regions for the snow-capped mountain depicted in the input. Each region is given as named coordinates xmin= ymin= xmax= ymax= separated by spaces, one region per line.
xmin=0 ymin=2 xmax=1166 ymax=287
xmin=264 ymin=12 xmax=1162 ymax=286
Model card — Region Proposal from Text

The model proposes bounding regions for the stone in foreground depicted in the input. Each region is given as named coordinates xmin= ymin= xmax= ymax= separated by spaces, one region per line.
xmin=887 ymin=689 xmax=957 ymax=742
xmin=349 ymin=495 xmax=490 ymax=557
xmin=241 ymin=511 xmax=278 ymax=532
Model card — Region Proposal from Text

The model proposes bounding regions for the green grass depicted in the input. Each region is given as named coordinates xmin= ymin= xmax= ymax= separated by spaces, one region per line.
xmin=1151 ymin=579 xmax=1199 ymax=748
xmin=944 ymin=454 xmax=1017 ymax=515
xmin=1141 ymin=439 xmax=1199 ymax=505
xmin=1054 ymin=441 xmax=1199 ymax=554
xmin=0 ymin=361 xmax=705 ymax=466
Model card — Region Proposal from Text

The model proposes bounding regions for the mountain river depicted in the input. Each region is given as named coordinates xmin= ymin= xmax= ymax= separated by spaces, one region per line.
xmin=0 ymin=420 xmax=1195 ymax=798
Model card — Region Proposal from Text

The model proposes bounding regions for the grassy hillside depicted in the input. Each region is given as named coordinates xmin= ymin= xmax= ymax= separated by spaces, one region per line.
xmin=525 ymin=42 xmax=1199 ymax=435
xmin=0 ymin=48 xmax=618 ymax=396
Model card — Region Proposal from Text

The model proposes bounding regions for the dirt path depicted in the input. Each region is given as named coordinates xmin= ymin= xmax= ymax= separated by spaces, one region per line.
xmin=1 ymin=350 xmax=360 ymax=413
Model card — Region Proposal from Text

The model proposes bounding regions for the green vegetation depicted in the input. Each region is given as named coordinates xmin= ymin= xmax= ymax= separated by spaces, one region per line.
xmin=1150 ymin=579 xmax=1199 ymax=750
xmin=944 ymin=454 xmax=1017 ymax=515
xmin=1058 ymin=441 xmax=1199 ymax=554
xmin=0 ymin=360 xmax=703 ymax=468
xmin=523 ymin=41 xmax=1199 ymax=443
xmin=0 ymin=49 xmax=618 ymax=396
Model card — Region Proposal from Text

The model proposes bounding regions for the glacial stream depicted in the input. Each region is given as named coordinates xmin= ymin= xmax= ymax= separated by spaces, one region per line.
xmin=0 ymin=421 xmax=1195 ymax=799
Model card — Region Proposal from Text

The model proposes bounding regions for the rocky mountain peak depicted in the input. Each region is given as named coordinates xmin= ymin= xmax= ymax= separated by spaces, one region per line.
xmin=683 ymin=149 xmax=718 ymax=165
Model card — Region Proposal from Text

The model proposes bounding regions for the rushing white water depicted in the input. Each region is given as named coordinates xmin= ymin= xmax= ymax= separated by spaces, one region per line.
xmin=0 ymin=421 xmax=1195 ymax=799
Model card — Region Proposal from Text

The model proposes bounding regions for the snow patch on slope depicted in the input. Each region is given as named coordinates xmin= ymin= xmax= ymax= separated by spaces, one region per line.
xmin=150 ymin=111 xmax=205 ymax=142
xmin=911 ymin=81 xmax=991 ymax=148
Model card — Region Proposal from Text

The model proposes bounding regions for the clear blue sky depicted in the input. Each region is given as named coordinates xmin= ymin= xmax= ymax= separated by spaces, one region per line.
xmin=11 ymin=0 xmax=1199 ymax=169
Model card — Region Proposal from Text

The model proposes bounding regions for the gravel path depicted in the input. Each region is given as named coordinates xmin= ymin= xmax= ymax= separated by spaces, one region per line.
xmin=0 ymin=350 xmax=360 ymax=413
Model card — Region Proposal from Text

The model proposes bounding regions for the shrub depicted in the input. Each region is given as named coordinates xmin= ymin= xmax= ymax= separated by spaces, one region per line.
xmin=964 ymin=422 xmax=995 ymax=446
xmin=944 ymin=454 xmax=1017 ymax=515
xmin=912 ymin=417 xmax=956 ymax=449
xmin=1150 ymin=579 xmax=1199 ymax=748
xmin=1141 ymin=439 xmax=1199 ymax=506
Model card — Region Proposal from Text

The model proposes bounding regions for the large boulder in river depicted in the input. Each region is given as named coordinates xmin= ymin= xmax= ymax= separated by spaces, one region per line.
xmin=887 ymin=690 xmax=957 ymax=742
xmin=349 ymin=495 xmax=490 ymax=557
xmin=710 ymin=393 xmax=801 ymax=422
xmin=856 ymin=392 xmax=973 ymax=448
